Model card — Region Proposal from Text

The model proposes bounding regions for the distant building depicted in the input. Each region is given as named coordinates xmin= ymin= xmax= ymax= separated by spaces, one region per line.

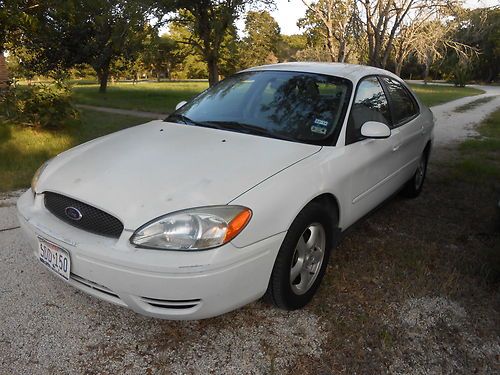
xmin=0 ymin=52 xmax=9 ymax=88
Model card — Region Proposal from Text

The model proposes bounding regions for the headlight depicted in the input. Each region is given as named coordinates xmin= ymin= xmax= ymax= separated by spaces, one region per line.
xmin=31 ymin=159 xmax=52 ymax=193
xmin=130 ymin=206 xmax=252 ymax=250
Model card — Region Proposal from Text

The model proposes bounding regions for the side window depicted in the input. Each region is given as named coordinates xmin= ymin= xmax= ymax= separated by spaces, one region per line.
xmin=381 ymin=77 xmax=419 ymax=126
xmin=346 ymin=77 xmax=390 ymax=144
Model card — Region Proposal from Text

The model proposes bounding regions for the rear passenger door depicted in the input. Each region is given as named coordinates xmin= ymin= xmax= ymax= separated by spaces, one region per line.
xmin=343 ymin=76 xmax=403 ymax=221
xmin=379 ymin=77 xmax=423 ymax=184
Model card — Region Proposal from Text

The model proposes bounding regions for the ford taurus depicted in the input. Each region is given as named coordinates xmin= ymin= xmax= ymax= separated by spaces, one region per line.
xmin=17 ymin=63 xmax=434 ymax=320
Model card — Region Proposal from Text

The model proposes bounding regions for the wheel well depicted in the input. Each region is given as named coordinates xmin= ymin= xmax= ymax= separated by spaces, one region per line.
xmin=424 ymin=141 xmax=432 ymax=156
xmin=309 ymin=193 xmax=340 ymax=227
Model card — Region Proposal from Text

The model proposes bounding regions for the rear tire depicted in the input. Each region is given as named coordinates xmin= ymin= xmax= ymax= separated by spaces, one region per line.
xmin=401 ymin=149 xmax=429 ymax=198
xmin=265 ymin=202 xmax=336 ymax=310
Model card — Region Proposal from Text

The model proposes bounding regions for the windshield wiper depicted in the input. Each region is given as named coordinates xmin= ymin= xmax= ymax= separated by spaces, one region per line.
xmin=164 ymin=113 xmax=217 ymax=129
xmin=203 ymin=121 xmax=296 ymax=142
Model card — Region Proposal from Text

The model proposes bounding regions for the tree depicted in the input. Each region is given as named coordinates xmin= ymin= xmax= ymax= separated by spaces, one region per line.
xmin=241 ymin=10 xmax=281 ymax=68
xmin=167 ymin=22 xmax=208 ymax=79
xmin=166 ymin=0 xmax=274 ymax=86
xmin=0 ymin=0 xmax=35 ymax=51
xmin=360 ymin=0 xmax=417 ymax=68
xmin=7 ymin=0 xmax=164 ymax=92
xmin=452 ymin=7 xmax=500 ymax=82
xmin=299 ymin=0 xmax=361 ymax=63
xmin=277 ymin=34 xmax=308 ymax=62
xmin=142 ymin=33 xmax=185 ymax=80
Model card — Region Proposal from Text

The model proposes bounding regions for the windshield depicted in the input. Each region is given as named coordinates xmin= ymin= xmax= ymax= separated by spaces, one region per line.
xmin=166 ymin=71 xmax=352 ymax=145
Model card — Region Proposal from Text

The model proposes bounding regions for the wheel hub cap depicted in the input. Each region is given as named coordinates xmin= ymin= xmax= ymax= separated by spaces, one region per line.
xmin=289 ymin=223 xmax=326 ymax=295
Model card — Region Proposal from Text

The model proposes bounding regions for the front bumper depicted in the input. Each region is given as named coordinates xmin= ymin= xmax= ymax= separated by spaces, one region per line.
xmin=17 ymin=190 xmax=285 ymax=320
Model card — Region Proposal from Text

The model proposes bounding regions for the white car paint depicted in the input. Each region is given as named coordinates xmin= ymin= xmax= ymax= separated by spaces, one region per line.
xmin=33 ymin=121 xmax=321 ymax=231
xmin=17 ymin=62 xmax=434 ymax=319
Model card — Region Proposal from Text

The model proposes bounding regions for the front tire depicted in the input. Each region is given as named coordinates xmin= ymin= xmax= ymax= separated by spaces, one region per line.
xmin=401 ymin=149 xmax=429 ymax=198
xmin=265 ymin=202 xmax=336 ymax=310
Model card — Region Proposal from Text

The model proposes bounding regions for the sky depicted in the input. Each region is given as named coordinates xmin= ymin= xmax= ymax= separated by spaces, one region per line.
xmin=260 ymin=0 xmax=499 ymax=36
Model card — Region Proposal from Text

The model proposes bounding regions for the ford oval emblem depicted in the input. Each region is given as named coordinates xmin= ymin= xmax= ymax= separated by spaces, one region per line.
xmin=65 ymin=207 xmax=82 ymax=221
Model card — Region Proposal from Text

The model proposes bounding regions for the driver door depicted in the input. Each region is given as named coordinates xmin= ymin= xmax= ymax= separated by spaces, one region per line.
xmin=343 ymin=76 xmax=403 ymax=222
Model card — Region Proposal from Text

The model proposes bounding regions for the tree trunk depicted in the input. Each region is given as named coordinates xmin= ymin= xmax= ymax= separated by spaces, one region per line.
xmin=395 ymin=62 xmax=402 ymax=77
xmin=423 ymin=55 xmax=431 ymax=83
xmin=97 ymin=69 xmax=109 ymax=93
xmin=207 ymin=56 xmax=219 ymax=87
xmin=337 ymin=40 xmax=347 ymax=63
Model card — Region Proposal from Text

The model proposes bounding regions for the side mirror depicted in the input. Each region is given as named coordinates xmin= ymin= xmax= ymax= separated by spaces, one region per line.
xmin=360 ymin=121 xmax=391 ymax=139
xmin=175 ymin=101 xmax=187 ymax=111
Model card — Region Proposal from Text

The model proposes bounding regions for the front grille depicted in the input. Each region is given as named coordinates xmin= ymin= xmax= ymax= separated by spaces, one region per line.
xmin=44 ymin=192 xmax=124 ymax=238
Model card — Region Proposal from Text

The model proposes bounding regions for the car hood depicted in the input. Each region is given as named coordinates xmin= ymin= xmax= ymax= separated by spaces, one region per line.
xmin=37 ymin=120 xmax=321 ymax=230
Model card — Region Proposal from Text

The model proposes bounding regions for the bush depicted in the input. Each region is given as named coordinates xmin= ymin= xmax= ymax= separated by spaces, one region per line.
xmin=0 ymin=83 xmax=78 ymax=129
xmin=452 ymin=66 xmax=472 ymax=87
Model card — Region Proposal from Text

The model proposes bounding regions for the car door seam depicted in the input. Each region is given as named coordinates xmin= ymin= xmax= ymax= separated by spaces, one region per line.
xmin=352 ymin=155 xmax=419 ymax=204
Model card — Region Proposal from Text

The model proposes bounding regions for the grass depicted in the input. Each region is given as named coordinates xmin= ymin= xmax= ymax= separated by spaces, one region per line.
xmin=72 ymin=81 xmax=209 ymax=113
xmin=408 ymin=83 xmax=484 ymax=107
xmin=454 ymin=108 xmax=500 ymax=181
xmin=0 ymin=110 xmax=146 ymax=191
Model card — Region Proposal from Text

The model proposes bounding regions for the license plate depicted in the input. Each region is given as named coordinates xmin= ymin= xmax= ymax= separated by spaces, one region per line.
xmin=38 ymin=237 xmax=71 ymax=280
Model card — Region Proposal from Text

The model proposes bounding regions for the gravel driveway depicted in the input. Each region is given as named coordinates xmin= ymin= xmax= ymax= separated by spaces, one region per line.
xmin=1 ymin=86 xmax=499 ymax=374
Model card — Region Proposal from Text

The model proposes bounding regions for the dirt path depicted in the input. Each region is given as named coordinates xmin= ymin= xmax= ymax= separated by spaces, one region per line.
xmin=76 ymin=104 xmax=167 ymax=119
xmin=429 ymin=84 xmax=500 ymax=146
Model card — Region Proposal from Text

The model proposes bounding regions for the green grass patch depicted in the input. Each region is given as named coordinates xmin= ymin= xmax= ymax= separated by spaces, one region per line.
xmin=0 ymin=110 xmax=146 ymax=191
xmin=454 ymin=96 xmax=495 ymax=113
xmin=408 ymin=84 xmax=484 ymax=107
xmin=453 ymin=108 xmax=500 ymax=181
xmin=72 ymin=81 xmax=209 ymax=113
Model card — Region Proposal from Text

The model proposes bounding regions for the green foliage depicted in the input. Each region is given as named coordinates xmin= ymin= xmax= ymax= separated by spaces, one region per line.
xmin=169 ymin=0 xmax=272 ymax=85
xmin=142 ymin=33 xmax=186 ymax=80
xmin=6 ymin=0 xmax=164 ymax=91
xmin=453 ymin=7 xmax=500 ymax=82
xmin=1 ymin=84 xmax=78 ymax=129
xmin=277 ymin=34 xmax=308 ymax=62
xmin=241 ymin=10 xmax=281 ymax=68
xmin=451 ymin=64 xmax=472 ymax=87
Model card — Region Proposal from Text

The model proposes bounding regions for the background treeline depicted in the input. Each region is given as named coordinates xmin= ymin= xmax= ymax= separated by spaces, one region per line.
xmin=1 ymin=0 xmax=499 ymax=92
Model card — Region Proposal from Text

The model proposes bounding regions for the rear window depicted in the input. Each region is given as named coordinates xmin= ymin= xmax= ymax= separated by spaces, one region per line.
xmin=380 ymin=77 xmax=419 ymax=126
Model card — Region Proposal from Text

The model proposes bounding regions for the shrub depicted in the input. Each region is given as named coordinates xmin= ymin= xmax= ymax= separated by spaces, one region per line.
xmin=452 ymin=66 xmax=471 ymax=87
xmin=0 ymin=83 xmax=78 ymax=129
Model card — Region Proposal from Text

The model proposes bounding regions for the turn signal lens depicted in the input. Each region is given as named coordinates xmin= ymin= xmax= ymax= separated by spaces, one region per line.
xmin=225 ymin=209 xmax=252 ymax=243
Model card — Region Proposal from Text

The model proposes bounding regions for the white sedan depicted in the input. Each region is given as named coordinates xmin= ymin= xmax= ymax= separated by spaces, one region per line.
xmin=17 ymin=63 xmax=434 ymax=320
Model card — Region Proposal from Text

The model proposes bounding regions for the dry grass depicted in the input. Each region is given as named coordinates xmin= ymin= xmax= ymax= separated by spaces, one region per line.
xmin=297 ymin=110 xmax=500 ymax=374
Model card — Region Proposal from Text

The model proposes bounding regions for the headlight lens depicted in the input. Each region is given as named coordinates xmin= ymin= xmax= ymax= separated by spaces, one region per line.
xmin=31 ymin=159 xmax=52 ymax=193
xmin=130 ymin=206 xmax=252 ymax=250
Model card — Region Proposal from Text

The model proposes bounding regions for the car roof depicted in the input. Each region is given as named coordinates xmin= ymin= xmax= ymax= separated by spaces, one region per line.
xmin=241 ymin=62 xmax=400 ymax=82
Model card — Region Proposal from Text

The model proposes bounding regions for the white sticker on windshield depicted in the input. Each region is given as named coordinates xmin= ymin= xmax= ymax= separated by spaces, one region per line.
xmin=314 ymin=118 xmax=329 ymax=127
xmin=311 ymin=118 xmax=329 ymax=134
